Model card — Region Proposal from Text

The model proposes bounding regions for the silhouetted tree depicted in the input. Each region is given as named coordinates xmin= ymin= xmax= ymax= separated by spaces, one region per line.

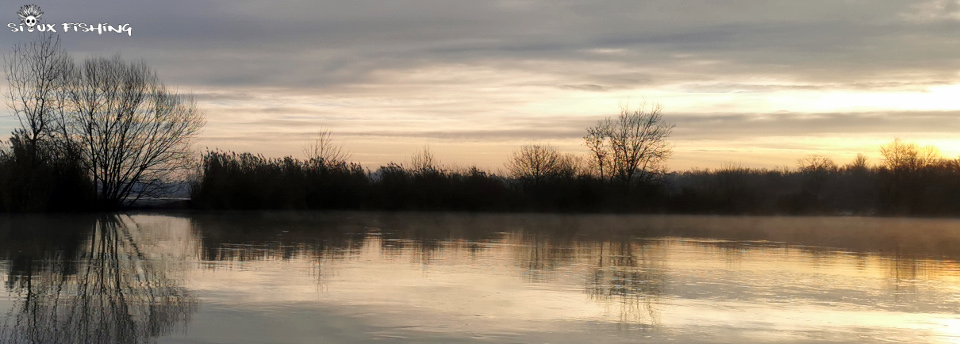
xmin=56 ymin=55 xmax=204 ymax=208
xmin=585 ymin=125 xmax=611 ymax=180
xmin=881 ymin=139 xmax=938 ymax=173
xmin=845 ymin=153 xmax=869 ymax=172
xmin=507 ymin=144 xmax=565 ymax=185
xmin=3 ymin=33 xmax=70 ymax=159
xmin=303 ymin=128 xmax=350 ymax=166
xmin=878 ymin=138 xmax=942 ymax=214
xmin=836 ymin=153 xmax=877 ymax=214
xmin=1 ymin=34 xmax=94 ymax=212
xmin=410 ymin=146 xmax=441 ymax=177
xmin=797 ymin=154 xmax=838 ymax=210
xmin=585 ymin=103 xmax=673 ymax=185
xmin=3 ymin=34 xmax=204 ymax=210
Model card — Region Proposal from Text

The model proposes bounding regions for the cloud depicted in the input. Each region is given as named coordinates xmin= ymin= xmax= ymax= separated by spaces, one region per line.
xmin=12 ymin=0 xmax=953 ymax=92
xmin=557 ymin=84 xmax=609 ymax=92
xmin=199 ymin=101 xmax=960 ymax=143
xmin=3 ymin=0 xmax=960 ymax=169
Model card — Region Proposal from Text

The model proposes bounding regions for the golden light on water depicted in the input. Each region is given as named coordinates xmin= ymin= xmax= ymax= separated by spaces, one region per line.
xmin=6 ymin=213 xmax=960 ymax=342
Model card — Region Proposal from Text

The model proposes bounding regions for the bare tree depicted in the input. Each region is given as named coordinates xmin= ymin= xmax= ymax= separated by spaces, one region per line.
xmin=410 ymin=146 xmax=440 ymax=176
xmin=57 ymin=55 xmax=204 ymax=208
xmin=585 ymin=103 xmax=674 ymax=184
xmin=3 ymin=33 xmax=71 ymax=158
xmin=556 ymin=153 xmax=587 ymax=179
xmin=584 ymin=122 xmax=611 ymax=180
xmin=844 ymin=153 xmax=869 ymax=172
xmin=880 ymin=138 xmax=941 ymax=174
xmin=797 ymin=154 xmax=838 ymax=201
xmin=4 ymin=35 xmax=204 ymax=209
xmin=877 ymin=138 xmax=944 ymax=213
xmin=507 ymin=144 xmax=564 ymax=184
xmin=303 ymin=128 xmax=350 ymax=166
xmin=797 ymin=154 xmax=837 ymax=173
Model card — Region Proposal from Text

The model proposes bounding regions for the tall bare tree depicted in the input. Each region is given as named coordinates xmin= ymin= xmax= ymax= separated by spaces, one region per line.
xmin=584 ymin=122 xmax=611 ymax=180
xmin=5 ymin=35 xmax=205 ymax=208
xmin=55 ymin=55 xmax=203 ymax=208
xmin=877 ymin=138 xmax=943 ymax=213
xmin=3 ymin=33 xmax=71 ymax=158
xmin=4 ymin=35 xmax=204 ymax=209
xmin=880 ymin=138 xmax=941 ymax=174
xmin=585 ymin=103 xmax=673 ymax=185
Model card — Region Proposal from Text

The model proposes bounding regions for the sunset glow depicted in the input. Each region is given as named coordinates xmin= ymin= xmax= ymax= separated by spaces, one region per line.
xmin=2 ymin=0 xmax=959 ymax=171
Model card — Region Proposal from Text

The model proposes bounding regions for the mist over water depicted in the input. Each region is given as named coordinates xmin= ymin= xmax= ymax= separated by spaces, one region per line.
xmin=2 ymin=212 xmax=960 ymax=343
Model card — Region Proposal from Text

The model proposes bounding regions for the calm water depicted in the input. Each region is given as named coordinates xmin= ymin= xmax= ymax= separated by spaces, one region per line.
xmin=2 ymin=212 xmax=960 ymax=343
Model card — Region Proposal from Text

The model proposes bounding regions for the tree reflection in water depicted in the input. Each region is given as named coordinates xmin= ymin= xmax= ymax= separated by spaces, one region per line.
xmin=0 ymin=215 xmax=196 ymax=344
xmin=585 ymin=238 xmax=665 ymax=330
xmin=191 ymin=212 xmax=675 ymax=330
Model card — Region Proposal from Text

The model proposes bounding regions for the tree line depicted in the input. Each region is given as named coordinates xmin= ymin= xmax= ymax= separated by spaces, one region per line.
xmin=669 ymin=140 xmax=960 ymax=216
xmin=191 ymin=114 xmax=960 ymax=216
xmin=190 ymin=106 xmax=674 ymax=212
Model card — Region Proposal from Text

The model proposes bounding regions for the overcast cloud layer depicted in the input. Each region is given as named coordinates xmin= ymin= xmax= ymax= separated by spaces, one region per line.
xmin=2 ymin=0 xmax=959 ymax=170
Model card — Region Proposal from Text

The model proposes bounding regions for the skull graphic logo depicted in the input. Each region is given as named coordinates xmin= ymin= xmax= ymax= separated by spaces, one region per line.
xmin=17 ymin=4 xmax=43 ymax=32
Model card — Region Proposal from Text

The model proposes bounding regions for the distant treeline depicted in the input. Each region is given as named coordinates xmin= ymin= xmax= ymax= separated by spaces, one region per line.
xmin=190 ymin=149 xmax=665 ymax=212
xmin=669 ymin=148 xmax=960 ymax=216
xmin=189 ymin=138 xmax=960 ymax=216
xmin=191 ymin=106 xmax=676 ymax=212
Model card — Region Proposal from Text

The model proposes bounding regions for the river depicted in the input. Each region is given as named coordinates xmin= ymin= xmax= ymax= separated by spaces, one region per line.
xmin=1 ymin=212 xmax=959 ymax=343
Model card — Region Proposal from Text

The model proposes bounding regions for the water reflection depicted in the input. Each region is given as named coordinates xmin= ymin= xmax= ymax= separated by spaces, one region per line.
xmin=192 ymin=212 xmax=367 ymax=263
xmin=0 ymin=215 xmax=196 ymax=344
xmin=585 ymin=239 xmax=666 ymax=329
xmin=5 ymin=212 xmax=960 ymax=342
xmin=185 ymin=213 xmax=960 ymax=331
xmin=190 ymin=212 xmax=960 ymax=262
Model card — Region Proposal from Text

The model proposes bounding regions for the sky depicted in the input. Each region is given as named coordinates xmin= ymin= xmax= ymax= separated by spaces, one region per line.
xmin=1 ymin=0 xmax=959 ymax=172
